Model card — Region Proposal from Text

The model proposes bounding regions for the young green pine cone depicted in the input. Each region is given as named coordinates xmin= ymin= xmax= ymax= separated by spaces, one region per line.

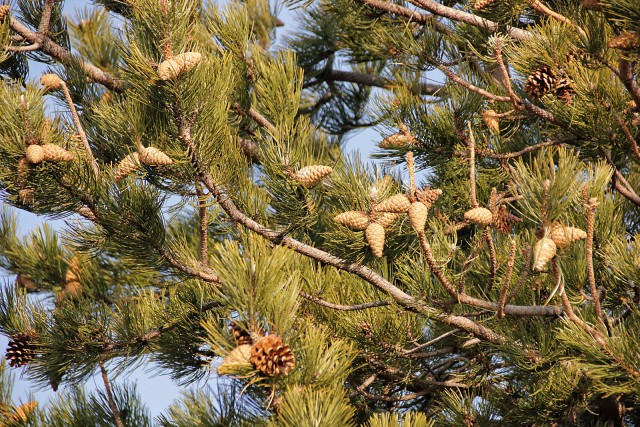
xmin=157 ymin=52 xmax=203 ymax=81
xmin=139 ymin=146 xmax=173 ymax=166
xmin=549 ymin=223 xmax=587 ymax=249
xmin=40 ymin=74 xmax=63 ymax=90
xmin=293 ymin=165 xmax=333 ymax=188
xmin=408 ymin=201 xmax=429 ymax=231
xmin=379 ymin=133 xmax=415 ymax=149
xmin=375 ymin=194 xmax=411 ymax=213
xmin=114 ymin=152 xmax=141 ymax=182
xmin=250 ymin=335 xmax=295 ymax=376
xmin=334 ymin=211 xmax=370 ymax=231
xmin=464 ymin=207 xmax=493 ymax=226
xmin=25 ymin=145 xmax=45 ymax=164
xmin=365 ymin=222 xmax=385 ymax=257
xmin=375 ymin=212 xmax=398 ymax=228
xmin=533 ymin=237 xmax=557 ymax=272
xmin=42 ymin=144 xmax=73 ymax=162
xmin=218 ymin=344 xmax=253 ymax=376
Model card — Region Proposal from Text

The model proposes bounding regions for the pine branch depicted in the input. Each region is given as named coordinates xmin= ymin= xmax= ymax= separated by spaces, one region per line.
xmin=8 ymin=16 xmax=123 ymax=91
xmin=59 ymin=80 xmax=98 ymax=176
xmin=299 ymin=291 xmax=392 ymax=311
xmin=99 ymin=361 xmax=125 ymax=427
xmin=618 ymin=59 xmax=640 ymax=109
xmin=321 ymin=69 xmax=442 ymax=96
xmin=37 ymin=0 xmax=57 ymax=36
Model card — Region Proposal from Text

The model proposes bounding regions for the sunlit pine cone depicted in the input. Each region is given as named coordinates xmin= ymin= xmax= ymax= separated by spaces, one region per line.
xmin=482 ymin=109 xmax=500 ymax=133
xmin=333 ymin=211 xmax=370 ymax=231
xmin=554 ymin=78 xmax=575 ymax=105
xmin=0 ymin=5 xmax=10 ymax=21
xmin=473 ymin=0 xmax=497 ymax=10
xmin=218 ymin=344 xmax=253 ymax=376
xmin=42 ymin=144 xmax=73 ymax=162
xmin=157 ymin=52 xmax=203 ymax=81
xmin=375 ymin=194 xmax=411 ymax=213
xmin=365 ymin=222 xmax=385 ymax=257
xmin=464 ymin=207 xmax=493 ymax=226
xmin=524 ymin=66 xmax=558 ymax=99
xmin=40 ymin=74 xmax=63 ymax=90
xmin=293 ymin=165 xmax=333 ymax=188
xmin=408 ymin=201 xmax=429 ymax=231
xmin=230 ymin=321 xmax=252 ymax=346
xmin=16 ymin=274 xmax=37 ymax=293
xmin=18 ymin=188 xmax=34 ymax=205
xmin=25 ymin=145 xmax=45 ymax=164
xmin=114 ymin=152 xmax=141 ymax=182
xmin=533 ymin=237 xmax=557 ymax=272
xmin=583 ymin=0 xmax=601 ymax=10
xmin=3 ymin=401 xmax=38 ymax=424
xmin=375 ymin=212 xmax=398 ymax=228
xmin=379 ymin=133 xmax=419 ymax=149
xmin=415 ymin=187 xmax=442 ymax=208
xmin=65 ymin=255 xmax=81 ymax=284
xmin=549 ymin=223 xmax=587 ymax=249
xmin=608 ymin=32 xmax=640 ymax=50
xmin=250 ymin=335 xmax=295 ymax=376
xmin=139 ymin=146 xmax=173 ymax=166
xmin=5 ymin=330 xmax=36 ymax=367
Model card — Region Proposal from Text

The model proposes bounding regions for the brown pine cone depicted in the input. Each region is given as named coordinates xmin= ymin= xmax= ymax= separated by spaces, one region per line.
xmin=250 ymin=335 xmax=295 ymax=376
xmin=492 ymin=205 xmax=522 ymax=233
xmin=524 ymin=66 xmax=558 ymax=99
xmin=5 ymin=330 xmax=36 ymax=367
xmin=230 ymin=321 xmax=252 ymax=345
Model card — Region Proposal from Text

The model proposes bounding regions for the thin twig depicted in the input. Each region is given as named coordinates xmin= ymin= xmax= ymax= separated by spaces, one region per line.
xmin=434 ymin=62 xmax=511 ymax=102
xmin=505 ymin=244 xmax=531 ymax=305
xmin=602 ymin=150 xmax=640 ymax=206
xmin=584 ymin=196 xmax=604 ymax=326
xmin=417 ymin=231 xmax=458 ymax=298
xmin=404 ymin=329 xmax=459 ymax=355
xmin=99 ymin=361 xmax=125 ymax=427
xmin=480 ymin=139 xmax=563 ymax=160
xmin=612 ymin=113 xmax=640 ymax=162
xmin=60 ymin=81 xmax=99 ymax=176
xmin=497 ymin=240 xmax=517 ymax=318
xmin=467 ymin=122 xmax=478 ymax=208
xmin=483 ymin=229 xmax=498 ymax=294
xmin=156 ymin=245 xmax=221 ymax=284
xmin=241 ymin=104 xmax=278 ymax=134
xmin=494 ymin=40 xmax=521 ymax=108
xmin=322 ymin=69 xmax=442 ymax=96
xmin=528 ymin=0 xmax=587 ymax=39
xmin=195 ymin=182 xmax=209 ymax=268
xmin=299 ymin=291 xmax=392 ymax=311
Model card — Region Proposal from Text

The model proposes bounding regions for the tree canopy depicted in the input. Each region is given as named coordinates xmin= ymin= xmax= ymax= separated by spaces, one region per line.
xmin=1 ymin=0 xmax=640 ymax=425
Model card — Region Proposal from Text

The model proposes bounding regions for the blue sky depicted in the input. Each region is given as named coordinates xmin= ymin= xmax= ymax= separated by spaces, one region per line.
xmin=2 ymin=0 xmax=393 ymax=418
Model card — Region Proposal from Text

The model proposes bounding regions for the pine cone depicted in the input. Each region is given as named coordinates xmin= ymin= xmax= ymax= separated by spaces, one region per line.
xmin=42 ymin=144 xmax=73 ymax=162
xmin=293 ymin=165 xmax=333 ymax=188
xmin=16 ymin=274 xmax=37 ymax=293
xmin=18 ymin=188 xmax=34 ymax=205
xmin=375 ymin=212 xmax=398 ymax=228
xmin=77 ymin=206 xmax=96 ymax=221
xmin=65 ymin=255 xmax=81 ymax=284
xmin=5 ymin=331 xmax=36 ymax=367
xmin=157 ymin=52 xmax=203 ymax=81
xmin=2 ymin=401 xmax=38 ymax=424
xmin=492 ymin=205 xmax=522 ymax=233
xmin=464 ymin=207 xmax=493 ymax=226
xmin=524 ymin=66 xmax=558 ymax=99
xmin=365 ymin=222 xmax=385 ymax=257
xmin=114 ymin=152 xmax=141 ymax=182
xmin=473 ymin=0 xmax=497 ymax=10
xmin=250 ymin=335 xmax=295 ymax=376
xmin=25 ymin=145 xmax=45 ymax=164
xmin=63 ymin=280 xmax=83 ymax=298
xmin=230 ymin=321 xmax=252 ymax=346
xmin=375 ymin=194 xmax=411 ymax=213
xmin=218 ymin=344 xmax=253 ymax=375
xmin=549 ymin=223 xmax=587 ymax=249
xmin=408 ymin=201 xmax=429 ymax=231
xmin=379 ymin=133 xmax=416 ymax=149
xmin=0 ymin=5 xmax=10 ymax=21
xmin=415 ymin=187 xmax=442 ymax=208
xmin=334 ymin=211 xmax=370 ymax=231
xmin=40 ymin=73 xmax=63 ymax=90
xmin=482 ymin=109 xmax=500 ymax=133
xmin=554 ymin=78 xmax=575 ymax=105
xmin=608 ymin=32 xmax=640 ymax=50
xmin=139 ymin=146 xmax=173 ymax=166
xmin=583 ymin=0 xmax=601 ymax=10
xmin=533 ymin=237 xmax=557 ymax=272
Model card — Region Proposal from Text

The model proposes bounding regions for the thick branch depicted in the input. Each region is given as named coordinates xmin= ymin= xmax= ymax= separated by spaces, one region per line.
xmin=619 ymin=59 xmax=640 ymax=108
xmin=9 ymin=17 xmax=124 ymax=92
xmin=323 ymin=69 xmax=442 ymax=96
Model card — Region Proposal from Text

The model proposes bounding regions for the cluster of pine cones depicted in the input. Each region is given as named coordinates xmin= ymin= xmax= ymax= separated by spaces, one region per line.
xmin=524 ymin=65 xmax=575 ymax=105
xmin=218 ymin=322 xmax=295 ymax=377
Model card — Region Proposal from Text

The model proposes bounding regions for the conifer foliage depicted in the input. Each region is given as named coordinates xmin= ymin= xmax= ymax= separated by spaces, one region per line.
xmin=1 ymin=0 xmax=640 ymax=425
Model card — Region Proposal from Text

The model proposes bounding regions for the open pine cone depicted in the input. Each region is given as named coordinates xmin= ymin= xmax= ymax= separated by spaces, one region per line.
xmin=250 ymin=335 xmax=295 ymax=376
xmin=5 ymin=330 xmax=36 ymax=367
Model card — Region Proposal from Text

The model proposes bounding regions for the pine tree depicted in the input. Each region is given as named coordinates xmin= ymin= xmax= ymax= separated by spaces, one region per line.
xmin=1 ymin=0 xmax=640 ymax=425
